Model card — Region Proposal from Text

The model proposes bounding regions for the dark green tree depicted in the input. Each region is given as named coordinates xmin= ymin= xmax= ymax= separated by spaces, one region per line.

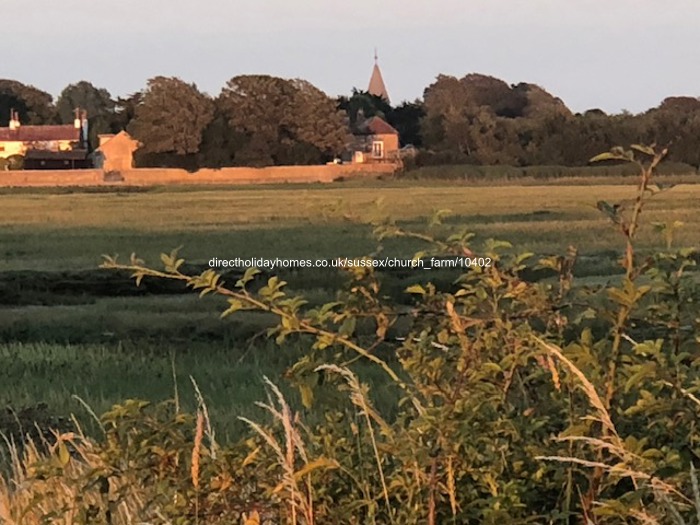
xmin=218 ymin=75 xmax=350 ymax=166
xmin=128 ymin=77 xmax=214 ymax=168
xmin=0 ymin=79 xmax=56 ymax=124
xmin=337 ymin=88 xmax=392 ymax=126
xmin=643 ymin=97 xmax=700 ymax=168
xmin=197 ymin=99 xmax=248 ymax=168
xmin=113 ymin=92 xmax=142 ymax=132
xmin=56 ymin=81 xmax=116 ymax=149
xmin=387 ymin=100 xmax=424 ymax=147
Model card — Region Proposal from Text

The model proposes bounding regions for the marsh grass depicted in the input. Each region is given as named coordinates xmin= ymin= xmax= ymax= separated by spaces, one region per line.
xmin=0 ymin=340 xmax=400 ymax=443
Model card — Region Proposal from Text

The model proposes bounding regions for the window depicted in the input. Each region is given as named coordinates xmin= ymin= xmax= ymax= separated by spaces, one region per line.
xmin=372 ymin=140 xmax=384 ymax=159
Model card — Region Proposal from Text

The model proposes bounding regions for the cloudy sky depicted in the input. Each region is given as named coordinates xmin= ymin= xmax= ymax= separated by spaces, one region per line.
xmin=4 ymin=0 xmax=699 ymax=113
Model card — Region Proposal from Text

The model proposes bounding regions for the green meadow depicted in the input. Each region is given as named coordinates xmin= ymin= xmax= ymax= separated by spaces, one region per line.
xmin=1 ymin=179 xmax=699 ymax=438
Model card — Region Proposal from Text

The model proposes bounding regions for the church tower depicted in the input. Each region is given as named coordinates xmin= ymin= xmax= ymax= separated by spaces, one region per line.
xmin=368 ymin=49 xmax=390 ymax=104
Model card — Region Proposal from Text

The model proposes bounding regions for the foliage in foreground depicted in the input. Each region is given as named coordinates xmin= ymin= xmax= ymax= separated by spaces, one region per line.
xmin=2 ymin=145 xmax=700 ymax=524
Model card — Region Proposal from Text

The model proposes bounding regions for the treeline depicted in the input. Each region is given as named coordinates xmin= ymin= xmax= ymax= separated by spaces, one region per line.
xmin=2 ymin=73 xmax=700 ymax=169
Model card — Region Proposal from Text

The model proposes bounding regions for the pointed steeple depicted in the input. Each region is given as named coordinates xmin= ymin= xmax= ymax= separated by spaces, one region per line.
xmin=368 ymin=49 xmax=390 ymax=103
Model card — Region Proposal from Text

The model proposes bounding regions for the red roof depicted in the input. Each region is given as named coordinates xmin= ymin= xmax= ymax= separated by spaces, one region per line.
xmin=0 ymin=125 xmax=80 ymax=142
xmin=357 ymin=116 xmax=398 ymax=136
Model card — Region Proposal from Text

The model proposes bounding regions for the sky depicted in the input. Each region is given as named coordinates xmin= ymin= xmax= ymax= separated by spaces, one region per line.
xmin=3 ymin=0 xmax=700 ymax=114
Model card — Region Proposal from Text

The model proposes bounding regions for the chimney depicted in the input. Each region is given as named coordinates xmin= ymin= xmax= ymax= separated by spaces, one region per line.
xmin=80 ymin=109 xmax=89 ymax=148
xmin=73 ymin=107 xmax=82 ymax=129
xmin=8 ymin=109 xmax=19 ymax=130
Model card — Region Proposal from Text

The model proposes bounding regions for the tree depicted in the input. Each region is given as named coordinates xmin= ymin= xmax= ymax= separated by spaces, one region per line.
xmin=0 ymin=79 xmax=55 ymax=124
xmin=509 ymin=82 xmax=571 ymax=119
xmin=289 ymin=79 xmax=351 ymax=159
xmin=128 ymin=77 xmax=214 ymax=162
xmin=56 ymin=81 xmax=116 ymax=149
xmin=218 ymin=75 xmax=350 ymax=166
xmin=460 ymin=73 xmax=519 ymax=117
xmin=643 ymin=98 xmax=700 ymax=168
xmin=387 ymin=100 xmax=424 ymax=147
xmin=111 ymin=92 xmax=143 ymax=135
xmin=421 ymin=75 xmax=523 ymax=163
xmin=197 ymin=99 xmax=249 ymax=168
xmin=420 ymin=73 xmax=583 ymax=166
xmin=337 ymin=88 xmax=392 ymax=126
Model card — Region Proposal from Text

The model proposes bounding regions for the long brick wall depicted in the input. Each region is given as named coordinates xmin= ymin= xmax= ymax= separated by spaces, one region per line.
xmin=0 ymin=164 xmax=397 ymax=187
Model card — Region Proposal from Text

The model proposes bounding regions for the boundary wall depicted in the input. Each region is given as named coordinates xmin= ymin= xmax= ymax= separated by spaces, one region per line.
xmin=0 ymin=164 xmax=397 ymax=187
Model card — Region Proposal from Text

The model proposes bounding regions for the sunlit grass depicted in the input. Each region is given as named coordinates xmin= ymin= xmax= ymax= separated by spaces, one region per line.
xmin=1 ymin=184 xmax=698 ymax=271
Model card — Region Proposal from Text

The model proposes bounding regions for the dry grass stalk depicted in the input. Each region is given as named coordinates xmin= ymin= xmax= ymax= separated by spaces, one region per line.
xmin=447 ymin=454 xmax=457 ymax=517
xmin=553 ymin=435 xmax=639 ymax=463
xmin=192 ymin=411 xmax=204 ymax=490
xmin=546 ymin=355 xmax=561 ymax=391
xmin=535 ymin=336 xmax=694 ymax=516
xmin=190 ymin=376 xmax=218 ymax=460
xmin=535 ymin=456 xmax=687 ymax=503
xmin=691 ymin=462 xmax=700 ymax=520
xmin=0 ymin=430 xmax=180 ymax=524
xmin=240 ymin=376 xmax=338 ymax=525
xmin=536 ymin=337 xmax=619 ymax=441
xmin=628 ymin=508 xmax=661 ymax=525
xmin=316 ymin=365 xmax=395 ymax=523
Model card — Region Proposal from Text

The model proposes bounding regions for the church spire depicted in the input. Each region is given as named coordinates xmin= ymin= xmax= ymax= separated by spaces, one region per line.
xmin=368 ymin=49 xmax=390 ymax=103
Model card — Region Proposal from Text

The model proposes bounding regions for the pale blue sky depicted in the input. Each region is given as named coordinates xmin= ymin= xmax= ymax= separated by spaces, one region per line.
xmin=4 ymin=0 xmax=699 ymax=113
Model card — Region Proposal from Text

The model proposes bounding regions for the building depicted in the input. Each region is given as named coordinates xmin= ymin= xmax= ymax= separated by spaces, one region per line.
xmin=0 ymin=110 xmax=90 ymax=169
xmin=93 ymin=131 xmax=140 ymax=172
xmin=351 ymin=115 xmax=400 ymax=164
xmin=349 ymin=53 xmax=399 ymax=164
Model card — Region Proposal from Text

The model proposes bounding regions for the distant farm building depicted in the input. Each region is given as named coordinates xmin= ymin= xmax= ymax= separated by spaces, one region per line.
xmin=0 ymin=110 xmax=90 ymax=169
xmin=93 ymin=131 xmax=140 ymax=172
xmin=349 ymin=53 xmax=399 ymax=164
xmin=352 ymin=115 xmax=400 ymax=164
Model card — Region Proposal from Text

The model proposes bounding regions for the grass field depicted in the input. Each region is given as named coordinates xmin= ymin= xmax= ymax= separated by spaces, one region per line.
xmin=2 ymin=181 xmax=699 ymax=271
xmin=1 ymin=180 xmax=699 ymax=439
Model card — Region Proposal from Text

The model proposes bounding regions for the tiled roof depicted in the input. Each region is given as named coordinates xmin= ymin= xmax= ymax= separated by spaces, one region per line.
xmin=0 ymin=125 xmax=80 ymax=142
xmin=356 ymin=116 xmax=398 ymax=136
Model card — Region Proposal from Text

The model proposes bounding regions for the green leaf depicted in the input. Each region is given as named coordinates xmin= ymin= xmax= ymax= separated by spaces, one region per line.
xmin=339 ymin=316 xmax=356 ymax=337
xmin=221 ymin=298 xmax=246 ymax=318
xmin=58 ymin=441 xmax=70 ymax=467
xmin=160 ymin=246 xmax=185 ymax=273
xmin=236 ymin=267 xmax=261 ymax=288
xmin=589 ymin=151 xmax=629 ymax=163
xmin=429 ymin=208 xmax=452 ymax=227
xmin=405 ymin=284 xmax=427 ymax=295
xmin=299 ymin=384 xmax=314 ymax=409
xmin=132 ymin=271 xmax=145 ymax=287
xmin=630 ymin=144 xmax=656 ymax=156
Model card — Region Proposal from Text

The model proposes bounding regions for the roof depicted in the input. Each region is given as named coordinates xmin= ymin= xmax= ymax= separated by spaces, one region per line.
xmin=0 ymin=125 xmax=80 ymax=142
xmin=368 ymin=63 xmax=390 ymax=103
xmin=24 ymin=149 xmax=88 ymax=161
xmin=96 ymin=131 xmax=141 ymax=152
xmin=356 ymin=116 xmax=398 ymax=136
